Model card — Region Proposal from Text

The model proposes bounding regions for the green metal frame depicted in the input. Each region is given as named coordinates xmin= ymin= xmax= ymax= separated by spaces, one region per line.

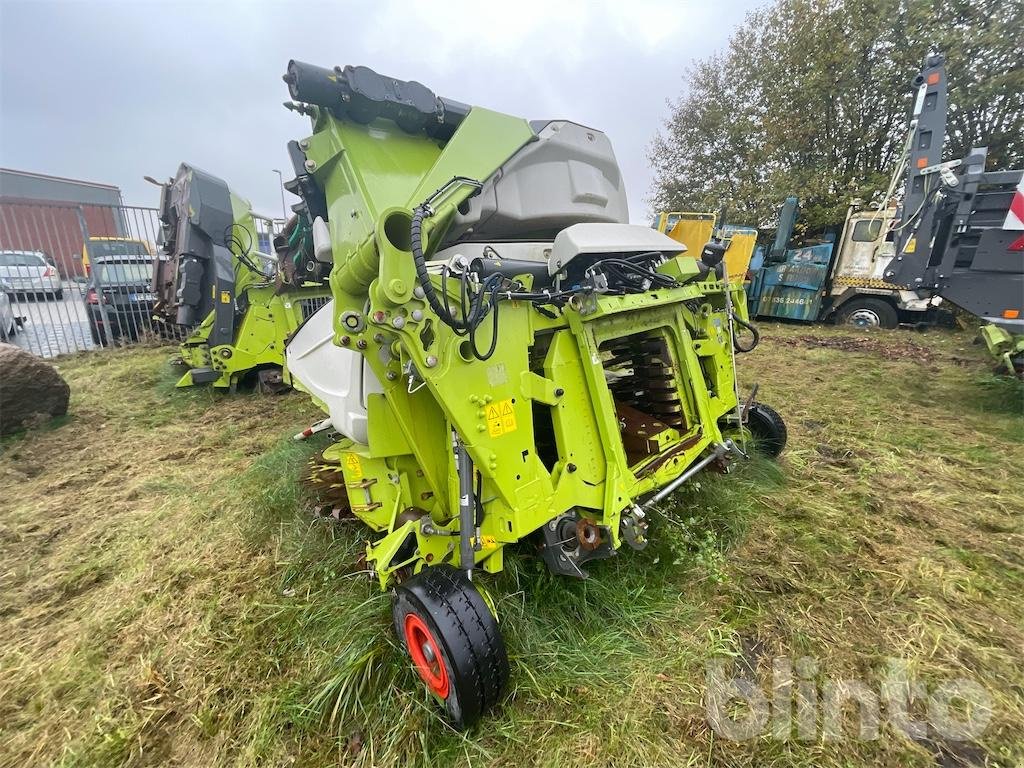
xmin=176 ymin=191 xmax=332 ymax=389
xmin=980 ymin=323 xmax=1024 ymax=376
xmin=294 ymin=103 xmax=750 ymax=588
xmin=176 ymin=283 xmax=330 ymax=389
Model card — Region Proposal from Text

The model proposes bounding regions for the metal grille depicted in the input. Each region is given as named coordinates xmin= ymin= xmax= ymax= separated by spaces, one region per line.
xmin=0 ymin=201 xmax=165 ymax=357
xmin=299 ymin=295 xmax=331 ymax=320
xmin=0 ymin=200 xmax=285 ymax=358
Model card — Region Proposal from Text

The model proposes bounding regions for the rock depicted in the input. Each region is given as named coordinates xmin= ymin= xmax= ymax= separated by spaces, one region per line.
xmin=0 ymin=344 xmax=70 ymax=435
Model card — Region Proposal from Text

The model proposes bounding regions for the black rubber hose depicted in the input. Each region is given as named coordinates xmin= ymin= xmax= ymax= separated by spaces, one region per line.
xmin=410 ymin=206 xmax=501 ymax=360
xmin=410 ymin=206 xmax=467 ymax=331
xmin=733 ymin=314 xmax=760 ymax=353
xmin=474 ymin=470 xmax=484 ymax=527
xmin=440 ymin=264 xmax=469 ymax=336
xmin=469 ymin=282 xmax=501 ymax=361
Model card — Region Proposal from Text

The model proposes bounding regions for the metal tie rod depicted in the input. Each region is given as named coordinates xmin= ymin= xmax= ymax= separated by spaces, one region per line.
xmin=643 ymin=439 xmax=740 ymax=509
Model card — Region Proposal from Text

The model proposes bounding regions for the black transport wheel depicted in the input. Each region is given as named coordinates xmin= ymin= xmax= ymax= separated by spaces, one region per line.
xmin=392 ymin=565 xmax=509 ymax=729
xmin=745 ymin=401 xmax=787 ymax=458
xmin=834 ymin=297 xmax=898 ymax=329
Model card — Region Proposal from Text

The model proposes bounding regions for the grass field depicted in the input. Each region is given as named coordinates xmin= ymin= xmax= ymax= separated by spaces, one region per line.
xmin=1 ymin=324 xmax=1022 ymax=768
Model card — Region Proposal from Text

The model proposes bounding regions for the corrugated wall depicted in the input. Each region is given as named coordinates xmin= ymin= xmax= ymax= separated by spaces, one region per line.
xmin=0 ymin=201 xmax=121 ymax=277
xmin=0 ymin=170 xmax=126 ymax=277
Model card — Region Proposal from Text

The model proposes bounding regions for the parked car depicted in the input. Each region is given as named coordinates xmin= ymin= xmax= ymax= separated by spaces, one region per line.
xmin=82 ymin=237 xmax=153 ymax=276
xmin=0 ymin=250 xmax=62 ymax=299
xmin=0 ymin=277 xmax=22 ymax=341
xmin=85 ymin=255 xmax=157 ymax=345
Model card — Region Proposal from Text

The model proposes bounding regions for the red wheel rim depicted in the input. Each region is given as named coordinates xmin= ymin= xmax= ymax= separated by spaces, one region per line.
xmin=403 ymin=613 xmax=449 ymax=699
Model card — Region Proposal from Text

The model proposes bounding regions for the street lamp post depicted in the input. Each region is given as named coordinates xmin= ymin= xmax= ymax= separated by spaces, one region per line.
xmin=272 ymin=169 xmax=288 ymax=221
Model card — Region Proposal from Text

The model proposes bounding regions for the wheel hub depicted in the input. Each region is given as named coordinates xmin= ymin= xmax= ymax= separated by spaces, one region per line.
xmin=403 ymin=613 xmax=449 ymax=699
xmin=847 ymin=308 xmax=880 ymax=328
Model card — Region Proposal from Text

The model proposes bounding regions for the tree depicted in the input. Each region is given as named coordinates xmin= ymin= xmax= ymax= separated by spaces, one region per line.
xmin=648 ymin=0 xmax=1024 ymax=233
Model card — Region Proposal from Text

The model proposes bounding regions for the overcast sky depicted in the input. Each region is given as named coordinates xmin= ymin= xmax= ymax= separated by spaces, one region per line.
xmin=1 ymin=0 xmax=761 ymax=223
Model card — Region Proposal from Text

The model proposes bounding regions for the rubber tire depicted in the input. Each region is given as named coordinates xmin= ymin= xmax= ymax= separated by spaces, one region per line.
xmin=392 ymin=565 xmax=509 ymax=729
xmin=746 ymin=401 xmax=787 ymax=458
xmin=834 ymin=297 xmax=898 ymax=329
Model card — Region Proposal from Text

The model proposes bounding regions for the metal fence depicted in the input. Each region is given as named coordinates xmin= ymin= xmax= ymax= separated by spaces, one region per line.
xmin=0 ymin=199 xmax=282 ymax=359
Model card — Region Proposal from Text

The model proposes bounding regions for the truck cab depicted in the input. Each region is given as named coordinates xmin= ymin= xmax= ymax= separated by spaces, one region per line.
xmin=824 ymin=205 xmax=939 ymax=328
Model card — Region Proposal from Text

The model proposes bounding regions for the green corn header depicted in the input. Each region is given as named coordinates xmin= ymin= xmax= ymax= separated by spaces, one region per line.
xmin=280 ymin=61 xmax=787 ymax=727
xmin=153 ymin=164 xmax=333 ymax=391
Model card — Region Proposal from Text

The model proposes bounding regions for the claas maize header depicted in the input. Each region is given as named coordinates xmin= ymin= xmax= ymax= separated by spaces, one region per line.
xmin=152 ymin=163 xmax=332 ymax=391
xmin=279 ymin=61 xmax=787 ymax=727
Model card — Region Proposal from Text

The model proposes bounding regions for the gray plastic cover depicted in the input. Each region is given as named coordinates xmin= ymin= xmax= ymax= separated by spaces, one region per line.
xmin=548 ymin=224 xmax=685 ymax=275
xmin=444 ymin=120 xmax=629 ymax=243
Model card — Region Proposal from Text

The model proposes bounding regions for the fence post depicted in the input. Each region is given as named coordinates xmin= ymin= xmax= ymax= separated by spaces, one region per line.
xmin=75 ymin=206 xmax=115 ymax=348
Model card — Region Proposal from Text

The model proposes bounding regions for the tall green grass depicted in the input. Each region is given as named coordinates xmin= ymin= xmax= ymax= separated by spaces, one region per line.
xmin=5 ymin=329 xmax=1023 ymax=768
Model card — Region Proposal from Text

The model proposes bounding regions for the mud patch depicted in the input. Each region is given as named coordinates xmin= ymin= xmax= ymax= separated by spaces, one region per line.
xmin=776 ymin=333 xmax=944 ymax=362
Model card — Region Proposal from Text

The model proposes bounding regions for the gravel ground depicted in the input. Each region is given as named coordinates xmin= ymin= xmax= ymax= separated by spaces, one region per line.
xmin=5 ymin=280 xmax=162 ymax=358
xmin=5 ymin=281 xmax=97 ymax=357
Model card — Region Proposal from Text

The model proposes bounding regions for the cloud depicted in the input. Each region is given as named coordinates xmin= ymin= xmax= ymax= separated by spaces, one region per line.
xmin=0 ymin=0 xmax=759 ymax=222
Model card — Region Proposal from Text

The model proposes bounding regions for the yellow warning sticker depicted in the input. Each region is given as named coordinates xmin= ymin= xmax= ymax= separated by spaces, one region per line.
xmin=904 ymin=237 xmax=917 ymax=254
xmin=486 ymin=398 xmax=517 ymax=437
xmin=220 ymin=290 xmax=231 ymax=303
xmin=344 ymin=452 xmax=363 ymax=479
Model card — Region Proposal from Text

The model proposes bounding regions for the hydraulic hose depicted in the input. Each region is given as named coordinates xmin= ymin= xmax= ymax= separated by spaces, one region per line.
xmin=732 ymin=314 xmax=760 ymax=353
xmin=409 ymin=202 xmax=501 ymax=360
xmin=410 ymin=205 xmax=468 ymax=332
xmin=407 ymin=184 xmax=606 ymax=362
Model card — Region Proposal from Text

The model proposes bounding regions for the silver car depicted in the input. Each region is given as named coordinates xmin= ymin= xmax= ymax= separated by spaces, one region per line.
xmin=0 ymin=250 xmax=63 ymax=299
xmin=0 ymin=277 xmax=21 ymax=341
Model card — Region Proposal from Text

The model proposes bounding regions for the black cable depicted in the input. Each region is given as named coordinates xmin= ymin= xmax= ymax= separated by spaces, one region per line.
xmin=430 ymin=243 xmax=507 ymax=361
xmin=411 ymin=196 xmax=662 ymax=361
xmin=440 ymin=263 xmax=468 ymax=336
xmin=584 ymin=255 xmax=679 ymax=293
xmin=225 ymin=224 xmax=269 ymax=278
xmin=732 ymin=314 xmax=760 ymax=353
xmin=467 ymin=278 xmax=502 ymax=361
xmin=463 ymin=273 xmax=495 ymax=359
xmin=411 ymin=205 xmax=470 ymax=332
xmin=474 ymin=470 xmax=484 ymax=527
xmin=227 ymin=223 xmax=254 ymax=259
